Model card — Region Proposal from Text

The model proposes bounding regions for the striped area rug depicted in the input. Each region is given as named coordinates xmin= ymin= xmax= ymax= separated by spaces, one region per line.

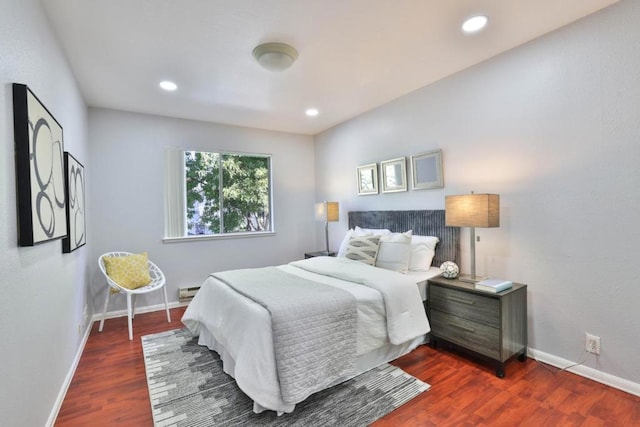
xmin=142 ymin=328 xmax=430 ymax=426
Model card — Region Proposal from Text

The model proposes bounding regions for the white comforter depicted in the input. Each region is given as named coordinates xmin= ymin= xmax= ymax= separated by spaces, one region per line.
xmin=181 ymin=257 xmax=430 ymax=414
xmin=290 ymin=257 xmax=430 ymax=344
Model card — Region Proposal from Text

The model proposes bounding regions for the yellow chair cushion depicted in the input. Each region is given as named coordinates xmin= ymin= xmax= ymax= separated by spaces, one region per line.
xmin=103 ymin=252 xmax=152 ymax=290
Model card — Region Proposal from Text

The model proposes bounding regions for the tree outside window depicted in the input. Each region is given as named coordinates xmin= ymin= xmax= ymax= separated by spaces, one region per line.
xmin=185 ymin=151 xmax=271 ymax=235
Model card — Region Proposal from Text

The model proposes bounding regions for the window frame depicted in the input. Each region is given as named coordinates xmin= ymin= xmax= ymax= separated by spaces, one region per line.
xmin=163 ymin=147 xmax=275 ymax=243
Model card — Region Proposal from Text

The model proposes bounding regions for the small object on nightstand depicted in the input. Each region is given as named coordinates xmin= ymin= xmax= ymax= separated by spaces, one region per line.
xmin=475 ymin=278 xmax=513 ymax=293
xmin=304 ymin=250 xmax=336 ymax=259
xmin=440 ymin=261 xmax=459 ymax=279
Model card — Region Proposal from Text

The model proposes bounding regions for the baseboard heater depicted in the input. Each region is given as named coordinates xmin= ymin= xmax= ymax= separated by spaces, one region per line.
xmin=179 ymin=285 xmax=201 ymax=302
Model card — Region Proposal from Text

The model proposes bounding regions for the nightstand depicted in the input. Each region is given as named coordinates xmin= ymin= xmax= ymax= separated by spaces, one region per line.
xmin=427 ymin=275 xmax=527 ymax=378
xmin=304 ymin=250 xmax=336 ymax=259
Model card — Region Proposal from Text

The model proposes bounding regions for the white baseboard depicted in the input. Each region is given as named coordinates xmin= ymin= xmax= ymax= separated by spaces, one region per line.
xmin=46 ymin=318 xmax=93 ymax=427
xmin=47 ymin=301 xmax=189 ymax=426
xmin=90 ymin=300 xmax=190 ymax=322
xmin=528 ymin=347 xmax=640 ymax=397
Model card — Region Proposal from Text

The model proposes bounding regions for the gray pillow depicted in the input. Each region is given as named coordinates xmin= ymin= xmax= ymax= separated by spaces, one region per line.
xmin=344 ymin=235 xmax=381 ymax=266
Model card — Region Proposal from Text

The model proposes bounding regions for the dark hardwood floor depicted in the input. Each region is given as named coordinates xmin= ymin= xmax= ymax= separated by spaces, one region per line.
xmin=56 ymin=307 xmax=640 ymax=426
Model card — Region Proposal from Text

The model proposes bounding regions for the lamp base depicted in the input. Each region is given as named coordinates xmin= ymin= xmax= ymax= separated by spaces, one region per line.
xmin=457 ymin=274 xmax=487 ymax=284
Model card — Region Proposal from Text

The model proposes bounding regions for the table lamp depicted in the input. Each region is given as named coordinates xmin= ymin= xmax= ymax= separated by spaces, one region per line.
xmin=315 ymin=201 xmax=339 ymax=254
xmin=445 ymin=193 xmax=499 ymax=283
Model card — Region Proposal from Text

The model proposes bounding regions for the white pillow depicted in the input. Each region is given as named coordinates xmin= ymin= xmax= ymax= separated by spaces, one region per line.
xmin=355 ymin=226 xmax=391 ymax=236
xmin=376 ymin=230 xmax=413 ymax=273
xmin=409 ymin=235 xmax=440 ymax=271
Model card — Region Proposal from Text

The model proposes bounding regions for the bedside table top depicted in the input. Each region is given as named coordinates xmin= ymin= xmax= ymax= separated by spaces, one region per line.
xmin=304 ymin=250 xmax=336 ymax=258
xmin=428 ymin=275 xmax=527 ymax=297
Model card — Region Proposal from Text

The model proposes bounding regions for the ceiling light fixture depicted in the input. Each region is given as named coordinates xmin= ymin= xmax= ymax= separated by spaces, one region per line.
xmin=252 ymin=42 xmax=298 ymax=72
xmin=462 ymin=15 xmax=488 ymax=34
xmin=305 ymin=108 xmax=319 ymax=117
xmin=159 ymin=80 xmax=177 ymax=91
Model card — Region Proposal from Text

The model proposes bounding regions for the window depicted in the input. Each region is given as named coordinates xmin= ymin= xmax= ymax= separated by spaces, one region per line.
xmin=164 ymin=148 xmax=273 ymax=240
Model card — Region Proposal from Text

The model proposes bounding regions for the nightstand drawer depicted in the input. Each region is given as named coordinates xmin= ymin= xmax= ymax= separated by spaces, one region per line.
xmin=430 ymin=310 xmax=500 ymax=359
xmin=430 ymin=285 xmax=500 ymax=328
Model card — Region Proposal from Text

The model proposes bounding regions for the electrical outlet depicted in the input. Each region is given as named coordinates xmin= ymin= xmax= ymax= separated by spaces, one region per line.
xmin=585 ymin=333 xmax=601 ymax=355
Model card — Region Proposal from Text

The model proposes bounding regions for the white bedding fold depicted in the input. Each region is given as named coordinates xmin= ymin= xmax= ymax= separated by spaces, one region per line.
xmin=182 ymin=256 xmax=430 ymax=413
xmin=212 ymin=266 xmax=357 ymax=404
xmin=289 ymin=257 xmax=430 ymax=344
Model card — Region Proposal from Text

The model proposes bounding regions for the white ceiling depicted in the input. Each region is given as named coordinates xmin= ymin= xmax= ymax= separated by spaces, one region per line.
xmin=41 ymin=0 xmax=618 ymax=135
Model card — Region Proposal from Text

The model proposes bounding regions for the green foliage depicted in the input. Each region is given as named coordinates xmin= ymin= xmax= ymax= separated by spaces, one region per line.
xmin=185 ymin=151 xmax=220 ymax=233
xmin=185 ymin=151 xmax=270 ymax=234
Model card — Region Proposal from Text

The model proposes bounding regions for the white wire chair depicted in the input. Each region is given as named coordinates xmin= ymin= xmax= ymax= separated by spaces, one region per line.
xmin=98 ymin=251 xmax=171 ymax=340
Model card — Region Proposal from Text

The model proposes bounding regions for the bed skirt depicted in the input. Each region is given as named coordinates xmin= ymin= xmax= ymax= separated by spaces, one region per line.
xmin=196 ymin=327 xmax=426 ymax=414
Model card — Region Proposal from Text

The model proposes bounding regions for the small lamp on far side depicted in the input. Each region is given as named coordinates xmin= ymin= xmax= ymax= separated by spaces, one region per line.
xmin=315 ymin=201 xmax=339 ymax=254
xmin=445 ymin=193 xmax=500 ymax=283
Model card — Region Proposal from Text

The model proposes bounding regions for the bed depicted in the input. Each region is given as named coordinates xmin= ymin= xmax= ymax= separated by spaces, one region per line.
xmin=181 ymin=210 xmax=460 ymax=414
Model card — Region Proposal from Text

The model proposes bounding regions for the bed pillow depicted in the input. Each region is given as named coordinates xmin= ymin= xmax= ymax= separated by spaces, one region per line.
xmin=354 ymin=226 xmax=391 ymax=236
xmin=337 ymin=229 xmax=366 ymax=257
xmin=344 ymin=235 xmax=381 ymax=266
xmin=375 ymin=230 xmax=413 ymax=273
xmin=103 ymin=252 xmax=151 ymax=290
xmin=409 ymin=236 xmax=440 ymax=271
xmin=337 ymin=227 xmax=393 ymax=258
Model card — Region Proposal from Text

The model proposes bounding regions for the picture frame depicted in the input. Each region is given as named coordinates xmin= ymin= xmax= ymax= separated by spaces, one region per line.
xmin=411 ymin=149 xmax=444 ymax=190
xmin=381 ymin=157 xmax=407 ymax=193
xmin=357 ymin=163 xmax=379 ymax=195
xmin=13 ymin=83 xmax=67 ymax=246
xmin=62 ymin=152 xmax=86 ymax=253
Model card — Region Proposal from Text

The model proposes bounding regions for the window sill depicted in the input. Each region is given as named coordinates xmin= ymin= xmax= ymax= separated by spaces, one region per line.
xmin=163 ymin=231 xmax=275 ymax=243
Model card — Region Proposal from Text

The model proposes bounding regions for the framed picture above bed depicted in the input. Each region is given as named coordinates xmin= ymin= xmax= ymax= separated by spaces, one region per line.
xmin=12 ymin=83 xmax=67 ymax=246
xmin=411 ymin=149 xmax=444 ymax=190
xmin=357 ymin=163 xmax=379 ymax=195
xmin=381 ymin=157 xmax=407 ymax=193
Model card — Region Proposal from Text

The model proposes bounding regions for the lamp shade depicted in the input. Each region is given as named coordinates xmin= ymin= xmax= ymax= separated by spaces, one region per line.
xmin=445 ymin=194 xmax=499 ymax=228
xmin=315 ymin=201 xmax=339 ymax=222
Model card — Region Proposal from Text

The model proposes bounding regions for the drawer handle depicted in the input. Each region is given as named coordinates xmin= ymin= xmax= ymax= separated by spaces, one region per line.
xmin=447 ymin=296 xmax=474 ymax=305
xmin=449 ymin=322 xmax=475 ymax=333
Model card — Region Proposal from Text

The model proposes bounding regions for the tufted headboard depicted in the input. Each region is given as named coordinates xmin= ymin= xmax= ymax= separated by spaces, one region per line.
xmin=348 ymin=210 xmax=460 ymax=267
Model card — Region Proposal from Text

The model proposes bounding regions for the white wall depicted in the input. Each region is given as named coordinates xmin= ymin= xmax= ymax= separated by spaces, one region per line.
xmin=315 ymin=0 xmax=640 ymax=386
xmin=88 ymin=108 xmax=316 ymax=313
xmin=0 ymin=0 xmax=90 ymax=425
xmin=1 ymin=2 xmax=637 ymax=424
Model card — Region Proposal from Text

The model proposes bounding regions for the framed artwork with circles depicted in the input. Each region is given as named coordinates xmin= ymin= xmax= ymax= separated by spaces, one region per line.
xmin=13 ymin=83 xmax=67 ymax=246
xmin=62 ymin=152 xmax=86 ymax=253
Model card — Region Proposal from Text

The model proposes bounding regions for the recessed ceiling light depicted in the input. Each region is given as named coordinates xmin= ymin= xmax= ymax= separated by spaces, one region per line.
xmin=159 ymin=80 xmax=178 ymax=91
xmin=462 ymin=15 xmax=488 ymax=34
xmin=305 ymin=108 xmax=319 ymax=117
